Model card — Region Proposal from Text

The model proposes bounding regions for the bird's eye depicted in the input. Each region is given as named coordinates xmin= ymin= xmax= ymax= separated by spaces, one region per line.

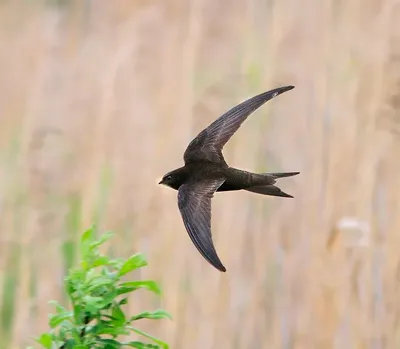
xmin=166 ymin=175 xmax=172 ymax=180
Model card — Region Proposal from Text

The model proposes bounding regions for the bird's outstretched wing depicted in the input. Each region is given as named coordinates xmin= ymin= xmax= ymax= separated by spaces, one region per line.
xmin=183 ymin=85 xmax=294 ymax=164
xmin=177 ymin=178 xmax=226 ymax=272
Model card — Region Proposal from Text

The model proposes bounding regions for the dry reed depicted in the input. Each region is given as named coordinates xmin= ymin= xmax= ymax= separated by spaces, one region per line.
xmin=0 ymin=0 xmax=399 ymax=348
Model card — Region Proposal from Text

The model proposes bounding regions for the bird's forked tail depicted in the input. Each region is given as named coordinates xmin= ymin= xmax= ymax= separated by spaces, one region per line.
xmin=244 ymin=171 xmax=299 ymax=198
xmin=267 ymin=171 xmax=300 ymax=178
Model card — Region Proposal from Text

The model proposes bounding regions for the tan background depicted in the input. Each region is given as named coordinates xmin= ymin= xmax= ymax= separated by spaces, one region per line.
xmin=0 ymin=0 xmax=400 ymax=348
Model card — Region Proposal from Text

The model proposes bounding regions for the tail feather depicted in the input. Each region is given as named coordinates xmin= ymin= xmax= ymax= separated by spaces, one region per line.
xmin=266 ymin=172 xmax=300 ymax=178
xmin=245 ymin=185 xmax=294 ymax=198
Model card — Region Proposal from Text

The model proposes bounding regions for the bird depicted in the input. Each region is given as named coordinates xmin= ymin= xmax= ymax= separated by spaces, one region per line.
xmin=159 ymin=85 xmax=299 ymax=272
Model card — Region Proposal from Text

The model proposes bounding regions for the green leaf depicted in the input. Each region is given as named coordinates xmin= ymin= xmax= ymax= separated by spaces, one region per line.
xmin=125 ymin=342 xmax=159 ymax=348
xmin=91 ymin=323 xmax=130 ymax=336
xmin=66 ymin=269 xmax=85 ymax=292
xmin=127 ymin=326 xmax=169 ymax=349
xmin=70 ymin=326 xmax=86 ymax=344
xmin=62 ymin=339 xmax=77 ymax=349
xmin=72 ymin=304 xmax=84 ymax=324
xmin=89 ymin=231 xmax=113 ymax=251
xmin=108 ymin=258 xmax=125 ymax=270
xmin=112 ymin=304 xmax=126 ymax=324
xmin=49 ymin=311 xmax=74 ymax=328
xmin=118 ymin=281 xmax=161 ymax=295
xmin=82 ymin=295 xmax=113 ymax=312
xmin=130 ymin=309 xmax=172 ymax=321
xmin=97 ymin=338 xmax=123 ymax=348
xmin=35 ymin=333 xmax=53 ymax=349
xmin=117 ymin=254 xmax=147 ymax=276
xmin=116 ymin=286 xmax=138 ymax=295
xmin=80 ymin=228 xmax=113 ymax=264
xmin=86 ymin=276 xmax=114 ymax=292
xmin=83 ymin=294 xmax=104 ymax=303
xmin=91 ymin=256 xmax=110 ymax=267
xmin=87 ymin=291 xmax=116 ymax=310
xmin=81 ymin=226 xmax=94 ymax=245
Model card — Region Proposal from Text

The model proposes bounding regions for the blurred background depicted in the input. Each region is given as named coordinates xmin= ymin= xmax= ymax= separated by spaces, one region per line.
xmin=0 ymin=0 xmax=400 ymax=348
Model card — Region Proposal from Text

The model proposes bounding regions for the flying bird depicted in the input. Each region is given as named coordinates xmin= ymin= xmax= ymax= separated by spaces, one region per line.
xmin=159 ymin=86 xmax=299 ymax=272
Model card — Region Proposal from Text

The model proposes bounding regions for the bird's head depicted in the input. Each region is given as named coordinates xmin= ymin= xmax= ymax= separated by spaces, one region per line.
xmin=158 ymin=169 xmax=183 ymax=190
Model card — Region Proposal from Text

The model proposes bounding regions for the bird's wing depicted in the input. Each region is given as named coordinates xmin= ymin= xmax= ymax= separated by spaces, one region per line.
xmin=183 ymin=86 xmax=294 ymax=164
xmin=177 ymin=178 xmax=226 ymax=272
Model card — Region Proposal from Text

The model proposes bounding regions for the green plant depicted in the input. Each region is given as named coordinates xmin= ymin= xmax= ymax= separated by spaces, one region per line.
xmin=30 ymin=227 xmax=171 ymax=349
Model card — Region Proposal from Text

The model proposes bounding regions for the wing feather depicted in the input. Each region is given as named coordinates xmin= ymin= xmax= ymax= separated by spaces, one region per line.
xmin=177 ymin=178 xmax=226 ymax=272
xmin=183 ymin=86 xmax=294 ymax=164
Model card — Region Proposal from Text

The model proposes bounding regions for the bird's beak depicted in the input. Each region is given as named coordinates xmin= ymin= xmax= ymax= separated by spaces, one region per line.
xmin=158 ymin=179 xmax=163 ymax=185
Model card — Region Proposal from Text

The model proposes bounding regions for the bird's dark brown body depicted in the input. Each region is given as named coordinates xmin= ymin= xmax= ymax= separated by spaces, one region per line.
xmin=164 ymin=163 xmax=280 ymax=192
xmin=159 ymin=86 xmax=299 ymax=272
